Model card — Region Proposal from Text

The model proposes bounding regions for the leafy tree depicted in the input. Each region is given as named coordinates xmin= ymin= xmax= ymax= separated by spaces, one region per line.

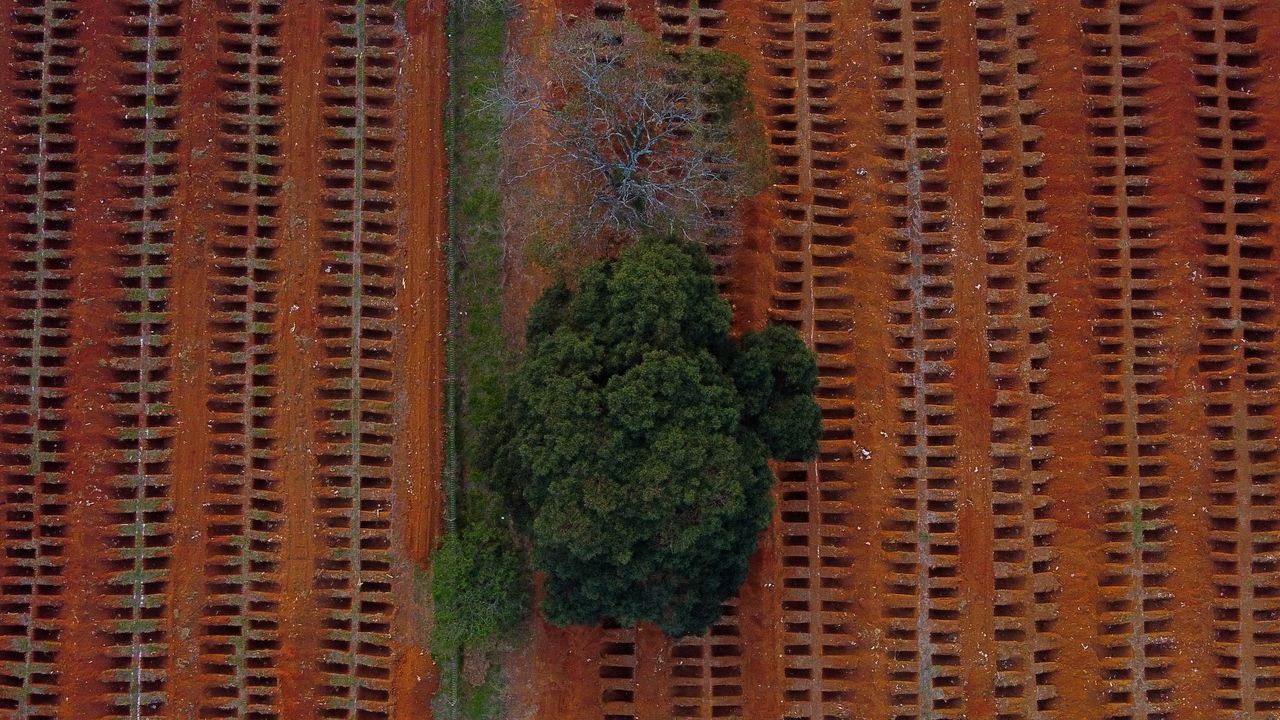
xmin=482 ymin=237 xmax=820 ymax=637
xmin=430 ymin=514 xmax=529 ymax=657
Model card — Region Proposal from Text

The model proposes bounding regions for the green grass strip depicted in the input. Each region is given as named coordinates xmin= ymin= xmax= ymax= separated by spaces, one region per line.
xmin=442 ymin=3 xmax=510 ymax=719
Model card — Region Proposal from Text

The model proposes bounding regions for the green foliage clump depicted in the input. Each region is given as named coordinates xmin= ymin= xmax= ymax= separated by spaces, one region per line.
xmin=673 ymin=47 xmax=751 ymax=124
xmin=672 ymin=46 xmax=770 ymax=197
xmin=481 ymin=237 xmax=820 ymax=637
xmin=430 ymin=515 xmax=529 ymax=658
xmin=733 ymin=324 xmax=823 ymax=461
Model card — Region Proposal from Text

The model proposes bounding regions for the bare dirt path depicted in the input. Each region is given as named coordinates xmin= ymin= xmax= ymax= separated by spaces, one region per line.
xmin=275 ymin=0 xmax=325 ymax=714
xmin=507 ymin=1 xmax=618 ymax=718
xmin=391 ymin=0 xmax=450 ymax=714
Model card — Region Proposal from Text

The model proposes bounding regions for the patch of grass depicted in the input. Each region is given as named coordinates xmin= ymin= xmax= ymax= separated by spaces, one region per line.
xmin=431 ymin=662 xmax=461 ymax=720
xmin=432 ymin=653 xmax=507 ymax=720
xmin=429 ymin=573 xmax=515 ymax=720
xmin=461 ymin=667 xmax=506 ymax=720
xmin=1127 ymin=502 xmax=1154 ymax=549
xmin=437 ymin=3 xmax=518 ymax=719
xmin=453 ymin=4 xmax=513 ymax=481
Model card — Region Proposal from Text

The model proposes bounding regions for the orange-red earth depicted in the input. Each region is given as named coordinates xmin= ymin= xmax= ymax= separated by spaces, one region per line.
xmin=3 ymin=1 xmax=1280 ymax=719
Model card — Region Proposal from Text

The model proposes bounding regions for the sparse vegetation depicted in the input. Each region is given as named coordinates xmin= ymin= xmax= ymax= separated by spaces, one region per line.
xmin=454 ymin=1 xmax=514 ymax=473
xmin=497 ymin=20 xmax=767 ymax=269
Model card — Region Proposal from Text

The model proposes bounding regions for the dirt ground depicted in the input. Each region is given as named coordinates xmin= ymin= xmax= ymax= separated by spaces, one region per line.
xmin=505 ymin=1 xmax=1280 ymax=719
xmin=0 ymin=1 xmax=445 ymax=718
xmin=3 ymin=1 xmax=1279 ymax=720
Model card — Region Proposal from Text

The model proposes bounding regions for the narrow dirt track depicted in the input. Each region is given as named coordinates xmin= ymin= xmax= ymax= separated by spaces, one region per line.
xmin=515 ymin=1 xmax=1280 ymax=719
xmin=0 ymin=0 xmax=447 ymax=717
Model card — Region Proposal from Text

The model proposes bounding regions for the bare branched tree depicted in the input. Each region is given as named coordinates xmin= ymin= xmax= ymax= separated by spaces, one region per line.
xmin=494 ymin=20 xmax=762 ymax=264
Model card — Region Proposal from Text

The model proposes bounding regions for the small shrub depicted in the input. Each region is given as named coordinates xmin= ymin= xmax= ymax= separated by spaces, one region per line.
xmin=672 ymin=47 xmax=770 ymax=197
xmin=672 ymin=47 xmax=749 ymax=124
xmin=430 ymin=516 xmax=529 ymax=658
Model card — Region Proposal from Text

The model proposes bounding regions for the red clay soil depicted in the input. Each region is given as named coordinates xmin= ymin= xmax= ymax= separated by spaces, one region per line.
xmin=0 ymin=1 xmax=446 ymax=718
xmin=4 ymin=0 xmax=1280 ymax=719
xmin=508 ymin=1 xmax=1280 ymax=719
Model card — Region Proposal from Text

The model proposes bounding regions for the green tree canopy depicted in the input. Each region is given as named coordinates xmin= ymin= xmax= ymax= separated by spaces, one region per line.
xmin=481 ymin=237 xmax=821 ymax=637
